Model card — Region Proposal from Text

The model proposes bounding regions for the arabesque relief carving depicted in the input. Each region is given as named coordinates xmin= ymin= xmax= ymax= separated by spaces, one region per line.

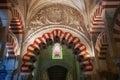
xmin=29 ymin=4 xmax=86 ymax=33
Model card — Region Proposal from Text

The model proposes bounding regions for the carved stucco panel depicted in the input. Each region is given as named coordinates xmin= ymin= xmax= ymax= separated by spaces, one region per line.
xmin=24 ymin=4 xmax=89 ymax=39
xmin=30 ymin=5 xmax=84 ymax=27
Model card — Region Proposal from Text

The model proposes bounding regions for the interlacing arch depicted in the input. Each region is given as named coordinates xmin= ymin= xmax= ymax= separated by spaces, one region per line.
xmin=95 ymin=31 xmax=108 ymax=59
xmin=6 ymin=32 xmax=19 ymax=59
xmin=113 ymin=10 xmax=120 ymax=43
xmin=21 ymin=29 xmax=93 ymax=75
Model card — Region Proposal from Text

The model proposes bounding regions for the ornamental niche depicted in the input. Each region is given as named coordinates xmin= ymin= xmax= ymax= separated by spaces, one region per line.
xmin=29 ymin=4 xmax=86 ymax=33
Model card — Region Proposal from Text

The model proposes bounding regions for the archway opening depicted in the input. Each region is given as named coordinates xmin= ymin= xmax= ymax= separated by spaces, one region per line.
xmin=33 ymin=43 xmax=81 ymax=80
xmin=47 ymin=65 xmax=68 ymax=80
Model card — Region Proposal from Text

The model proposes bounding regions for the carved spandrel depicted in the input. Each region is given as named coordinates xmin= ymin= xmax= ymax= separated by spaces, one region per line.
xmin=29 ymin=4 xmax=87 ymax=33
